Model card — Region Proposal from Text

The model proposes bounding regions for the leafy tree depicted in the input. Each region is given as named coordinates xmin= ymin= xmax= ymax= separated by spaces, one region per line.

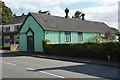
xmin=110 ymin=27 xmax=120 ymax=42
xmin=116 ymin=32 xmax=120 ymax=42
xmin=100 ymin=31 xmax=115 ymax=42
xmin=0 ymin=1 xmax=2 ymax=25
xmin=72 ymin=11 xmax=82 ymax=19
xmin=0 ymin=1 xmax=13 ymax=24
xmin=13 ymin=13 xmax=17 ymax=17
xmin=110 ymin=27 xmax=119 ymax=33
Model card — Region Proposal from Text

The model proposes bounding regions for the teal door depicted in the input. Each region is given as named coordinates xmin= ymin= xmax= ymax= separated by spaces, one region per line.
xmin=27 ymin=36 xmax=34 ymax=52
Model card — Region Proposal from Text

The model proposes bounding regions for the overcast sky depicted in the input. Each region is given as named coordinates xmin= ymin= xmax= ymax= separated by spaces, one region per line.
xmin=2 ymin=0 xmax=119 ymax=29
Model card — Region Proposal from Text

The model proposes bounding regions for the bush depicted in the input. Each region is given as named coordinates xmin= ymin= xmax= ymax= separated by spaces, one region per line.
xmin=15 ymin=39 xmax=19 ymax=44
xmin=2 ymin=46 xmax=10 ymax=50
xmin=43 ymin=39 xmax=53 ymax=45
xmin=43 ymin=40 xmax=120 ymax=61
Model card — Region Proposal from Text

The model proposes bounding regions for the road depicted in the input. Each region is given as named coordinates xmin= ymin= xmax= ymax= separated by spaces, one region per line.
xmin=1 ymin=53 xmax=119 ymax=79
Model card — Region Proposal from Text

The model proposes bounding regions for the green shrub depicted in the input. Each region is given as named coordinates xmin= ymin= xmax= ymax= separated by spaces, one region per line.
xmin=2 ymin=46 xmax=10 ymax=50
xmin=15 ymin=39 xmax=19 ymax=44
xmin=43 ymin=40 xmax=120 ymax=61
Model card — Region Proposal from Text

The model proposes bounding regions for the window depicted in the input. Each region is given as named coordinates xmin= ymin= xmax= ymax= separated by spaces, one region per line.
xmin=4 ymin=38 xmax=10 ymax=43
xmin=15 ymin=25 xmax=20 ymax=31
xmin=3 ymin=26 xmax=10 ymax=32
xmin=65 ymin=32 xmax=71 ymax=42
xmin=6 ymin=27 xmax=10 ymax=32
xmin=78 ymin=32 xmax=83 ymax=42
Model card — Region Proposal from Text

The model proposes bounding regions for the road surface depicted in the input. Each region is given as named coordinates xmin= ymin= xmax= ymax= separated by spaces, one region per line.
xmin=1 ymin=53 xmax=119 ymax=79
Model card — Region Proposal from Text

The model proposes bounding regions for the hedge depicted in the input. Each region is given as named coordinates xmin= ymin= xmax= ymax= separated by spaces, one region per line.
xmin=2 ymin=46 xmax=10 ymax=50
xmin=43 ymin=40 xmax=120 ymax=61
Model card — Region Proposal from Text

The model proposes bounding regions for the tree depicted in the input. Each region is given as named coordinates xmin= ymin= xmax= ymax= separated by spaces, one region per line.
xmin=100 ymin=31 xmax=115 ymax=42
xmin=72 ymin=11 xmax=82 ymax=19
xmin=116 ymin=32 xmax=120 ymax=42
xmin=110 ymin=27 xmax=120 ymax=42
xmin=13 ymin=13 xmax=17 ymax=17
xmin=0 ymin=1 xmax=13 ymax=24
xmin=0 ymin=1 xmax=2 ymax=25
xmin=110 ymin=27 xmax=119 ymax=33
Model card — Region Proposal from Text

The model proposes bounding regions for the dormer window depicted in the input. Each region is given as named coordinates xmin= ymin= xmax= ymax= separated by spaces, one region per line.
xmin=15 ymin=25 xmax=20 ymax=31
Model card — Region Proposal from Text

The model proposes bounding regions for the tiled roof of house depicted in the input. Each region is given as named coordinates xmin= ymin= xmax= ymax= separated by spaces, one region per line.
xmin=29 ymin=12 xmax=115 ymax=33
xmin=5 ymin=15 xmax=27 ymax=25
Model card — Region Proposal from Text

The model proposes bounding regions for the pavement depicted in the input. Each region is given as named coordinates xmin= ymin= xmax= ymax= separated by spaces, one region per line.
xmin=1 ymin=52 xmax=120 ymax=79
xmin=0 ymin=50 xmax=8 ymax=53
xmin=1 ymin=50 xmax=120 ymax=68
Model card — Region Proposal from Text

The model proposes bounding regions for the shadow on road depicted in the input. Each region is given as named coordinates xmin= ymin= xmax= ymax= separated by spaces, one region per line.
xmin=27 ymin=64 xmax=118 ymax=79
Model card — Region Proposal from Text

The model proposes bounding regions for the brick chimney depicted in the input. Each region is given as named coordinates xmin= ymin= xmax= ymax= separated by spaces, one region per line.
xmin=22 ymin=13 xmax=24 ymax=16
xmin=38 ymin=10 xmax=42 ymax=13
xmin=38 ymin=10 xmax=51 ymax=15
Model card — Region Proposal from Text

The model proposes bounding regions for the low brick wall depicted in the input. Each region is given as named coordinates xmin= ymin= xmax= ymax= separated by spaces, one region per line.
xmin=10 ymin=44 xmax=19 ymax=51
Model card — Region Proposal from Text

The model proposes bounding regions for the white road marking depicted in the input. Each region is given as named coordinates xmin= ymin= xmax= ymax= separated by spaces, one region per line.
xmin=27 ymin=67 xmax=34 ymax=70
xmin=27 ymin=67 xmax=64 ymax=78
xmin=0 ymin=61 xmax=16 ymax=66
xmin=39 ymin=71 xmax=65 ymax=78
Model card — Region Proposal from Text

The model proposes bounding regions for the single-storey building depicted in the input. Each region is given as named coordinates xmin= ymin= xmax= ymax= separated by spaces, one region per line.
xmin=19 ymin=10 xmax=116 ymax=52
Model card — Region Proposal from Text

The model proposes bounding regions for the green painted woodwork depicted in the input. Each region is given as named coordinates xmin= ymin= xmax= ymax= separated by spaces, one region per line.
xmin=83 ymin=32 xmax=96 ymax=42
xmin=113 ymin=33 xmax=117 ymax=42
xmin=45 ymin=31 xmax=113 ymax=44
xmin=45 ymin=31 xmax=59 ymax=44
xmin=19 ymin=34 xmax=27 ymax=51
xmin=45 ymin=31 xmax=78 ymax=43
xmin=27 ymin=30 xmax=33 ymax=36
xmin=20 ymin=16 xmax=44 ymax=52
xmin=20 ymin=15 xmax=117 ymax=52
